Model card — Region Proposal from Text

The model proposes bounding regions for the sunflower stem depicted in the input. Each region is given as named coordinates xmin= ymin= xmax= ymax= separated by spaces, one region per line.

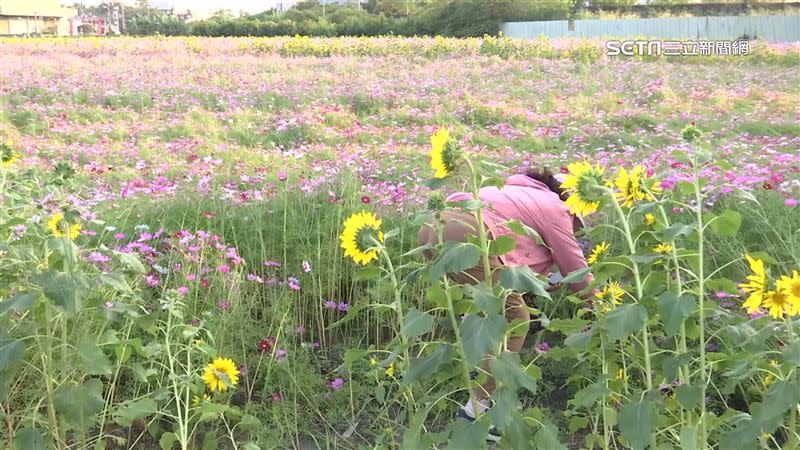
xmin=163 ymin=297 xmax=189 ymax=450
xmin=786 ymin=318 xmax=798 ymax=446
xmin=600 ymin=334 xmax=611 ymax=450
xmin=607 ymin=189 xmax=657 ymax=450
xmin=692 ymin=154 xmax=709 ymax=450
xmin=608 ymin=190 xmax=654 ymax=393
xmin=374 ymin=238 xmax=416 ymax=417
xmin=465 ymin=157 xmax=493 ymax=289
xmin=656 ymin=202 xmax=695 ymax=431
xmin=443 ymin=273 xmax=481 ymax=420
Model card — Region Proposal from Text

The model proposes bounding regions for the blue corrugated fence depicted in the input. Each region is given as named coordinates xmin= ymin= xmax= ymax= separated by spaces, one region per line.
xmin=501 ymin=15 xmax=800 ymax=42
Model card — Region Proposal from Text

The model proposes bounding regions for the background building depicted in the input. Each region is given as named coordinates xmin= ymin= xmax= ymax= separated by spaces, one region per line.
xmin=0 ymin=0 xmax=77 ymax=36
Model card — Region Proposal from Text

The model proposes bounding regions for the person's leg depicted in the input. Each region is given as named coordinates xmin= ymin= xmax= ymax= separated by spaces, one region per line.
xmin=473 ymin=292 xmax=530 ymax=404
xmin=417 ymin=211 xmax=531 ymax=417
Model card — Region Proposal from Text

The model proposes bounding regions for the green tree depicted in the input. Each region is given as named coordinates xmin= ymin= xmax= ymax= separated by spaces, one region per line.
xmin=588 ymin=0 xmax=636 ymax=6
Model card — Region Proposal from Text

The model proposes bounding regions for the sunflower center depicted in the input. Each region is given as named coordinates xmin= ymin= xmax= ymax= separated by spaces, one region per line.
xmin=769 ymin=291 xmax=788 ymax=307
xmin=790 ymin=282 xmax=800 ymax=298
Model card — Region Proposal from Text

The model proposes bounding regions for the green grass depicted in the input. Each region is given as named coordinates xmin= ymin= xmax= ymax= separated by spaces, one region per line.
xmin=734 ymin=120 xmax=800 ymax=137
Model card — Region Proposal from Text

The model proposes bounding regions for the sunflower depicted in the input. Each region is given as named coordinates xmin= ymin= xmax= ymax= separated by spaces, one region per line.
xmin=587 ymin=241 xmax=609 ymax=265
xmin=339 ymin=211 xmax=384 ymax=265
xmin=654 ymin=243 xmax=673 ymax=254
xmin=644 ymin=213 xmax=656 ymax=226
xmin=47 ymin=213 xmax=82 ymax=240
xmin=201 ymin=357 xmax=240 ymax=392
xmin=762 ymin=289 xmax=793 ymax=319
xmin=777 ymin=270 xmax=800 ymax=307
xmin=594 ymin=281 xmax=625 ymax=304
xmin=560 ymin=161 xmax=607 ymax=216
xmin=429 ymin=127 xmax=458 ymax=179
xmin=192 ymin=393 xmax=211 ymax=406
xmin=1 ymin=141 xmax=19 ymax=167
xmin=612 ymin=166 xmax=662 ymax=208
xmin=740 ymin=254 xmax=766 ymax=314
xmin=682 ymin=124 xmax=702 ymax=143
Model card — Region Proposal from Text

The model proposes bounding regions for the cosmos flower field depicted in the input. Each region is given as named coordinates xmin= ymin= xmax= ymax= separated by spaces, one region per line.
xmin=1 ymin=37 xmax=799 ymax=449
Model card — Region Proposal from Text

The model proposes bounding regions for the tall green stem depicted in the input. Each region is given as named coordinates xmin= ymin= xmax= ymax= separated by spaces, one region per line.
xmin=443 ymin=274 xmax=479 ymax=419
xmin=609 ymin=194 xmax=653 ymax=392
xmin=41 ymin=303 xmax=64 ymax=449
xmin=163 ymin=302 xmax=188 ymax=450
xmin=785 ymin=319 xmax=798 ymax=446
xmin=600 ymin=335 xmax=611 ymax=450
xmin=282 ymin=184 xmax=288 ymax=279
xmin=692 ymin=159 xmax=709 ymax=449
xmin=465 ymin=158 xmax=493 ymax=288
xmin=656 ymin=204 xmax=691 ymax=386
xmin=376 ymin=241 xmax=416 ymax=416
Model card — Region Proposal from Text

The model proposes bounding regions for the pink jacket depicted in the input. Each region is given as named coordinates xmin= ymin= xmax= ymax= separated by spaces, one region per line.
xmin=447 ymin=175 xmax=593 ymax=294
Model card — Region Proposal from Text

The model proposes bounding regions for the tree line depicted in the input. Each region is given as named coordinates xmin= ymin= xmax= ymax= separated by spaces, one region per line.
xmin=118 ymin=0 xmax=792 ymax=37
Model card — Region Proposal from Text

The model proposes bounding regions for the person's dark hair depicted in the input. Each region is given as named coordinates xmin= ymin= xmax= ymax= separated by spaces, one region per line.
xmin=525 ymin=167 xmax=569 ymax=202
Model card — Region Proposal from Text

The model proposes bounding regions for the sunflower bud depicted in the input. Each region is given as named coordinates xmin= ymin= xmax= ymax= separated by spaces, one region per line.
xmin=681 ymin=124 xmax=702 ymax=143
xmin=426 ymin=191 xmax=446 ymax=211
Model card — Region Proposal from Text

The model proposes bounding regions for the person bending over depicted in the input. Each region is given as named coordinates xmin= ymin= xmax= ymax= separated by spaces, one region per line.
xmin=418 ymin=167 xmax=595 ymax=441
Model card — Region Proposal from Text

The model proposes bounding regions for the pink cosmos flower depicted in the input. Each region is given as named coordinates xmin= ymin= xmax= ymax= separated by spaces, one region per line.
xmin=176 ymin=286 xmax=189 ymax=296
xmin=329 ymin=378 xmax=345 ymax=390
xmin=535 ymin=342 xmax=551 ymax=353
xmin=144 ymin=273 xmax=160 ymax=287
xmin=302 ymin=260 xmax=312 ymax=273
xmin=247 ymin=273 xmax=264 ymax=283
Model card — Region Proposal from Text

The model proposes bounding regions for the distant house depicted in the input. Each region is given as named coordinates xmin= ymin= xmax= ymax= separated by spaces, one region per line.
xmin=0 ymin=0 xmax=76 ymax=36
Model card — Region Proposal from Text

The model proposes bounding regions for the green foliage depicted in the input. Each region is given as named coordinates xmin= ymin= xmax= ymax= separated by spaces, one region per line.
xmin=461 ymin=314 xmax=507 ymax=366
xmin=400 ymin=307 xmax=435 ymax=338
xmin=128 ymin=12 xmax=188 ymax=36
xmin=618 ymin=398 xmax=657 ymax=450
xmin=600 ymin=303 xmax=648 ymax=341
xmin=657 ymin=292 xmax=696 ymax=336
xmin=429 ymin=241 xmax=481 ymax=281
